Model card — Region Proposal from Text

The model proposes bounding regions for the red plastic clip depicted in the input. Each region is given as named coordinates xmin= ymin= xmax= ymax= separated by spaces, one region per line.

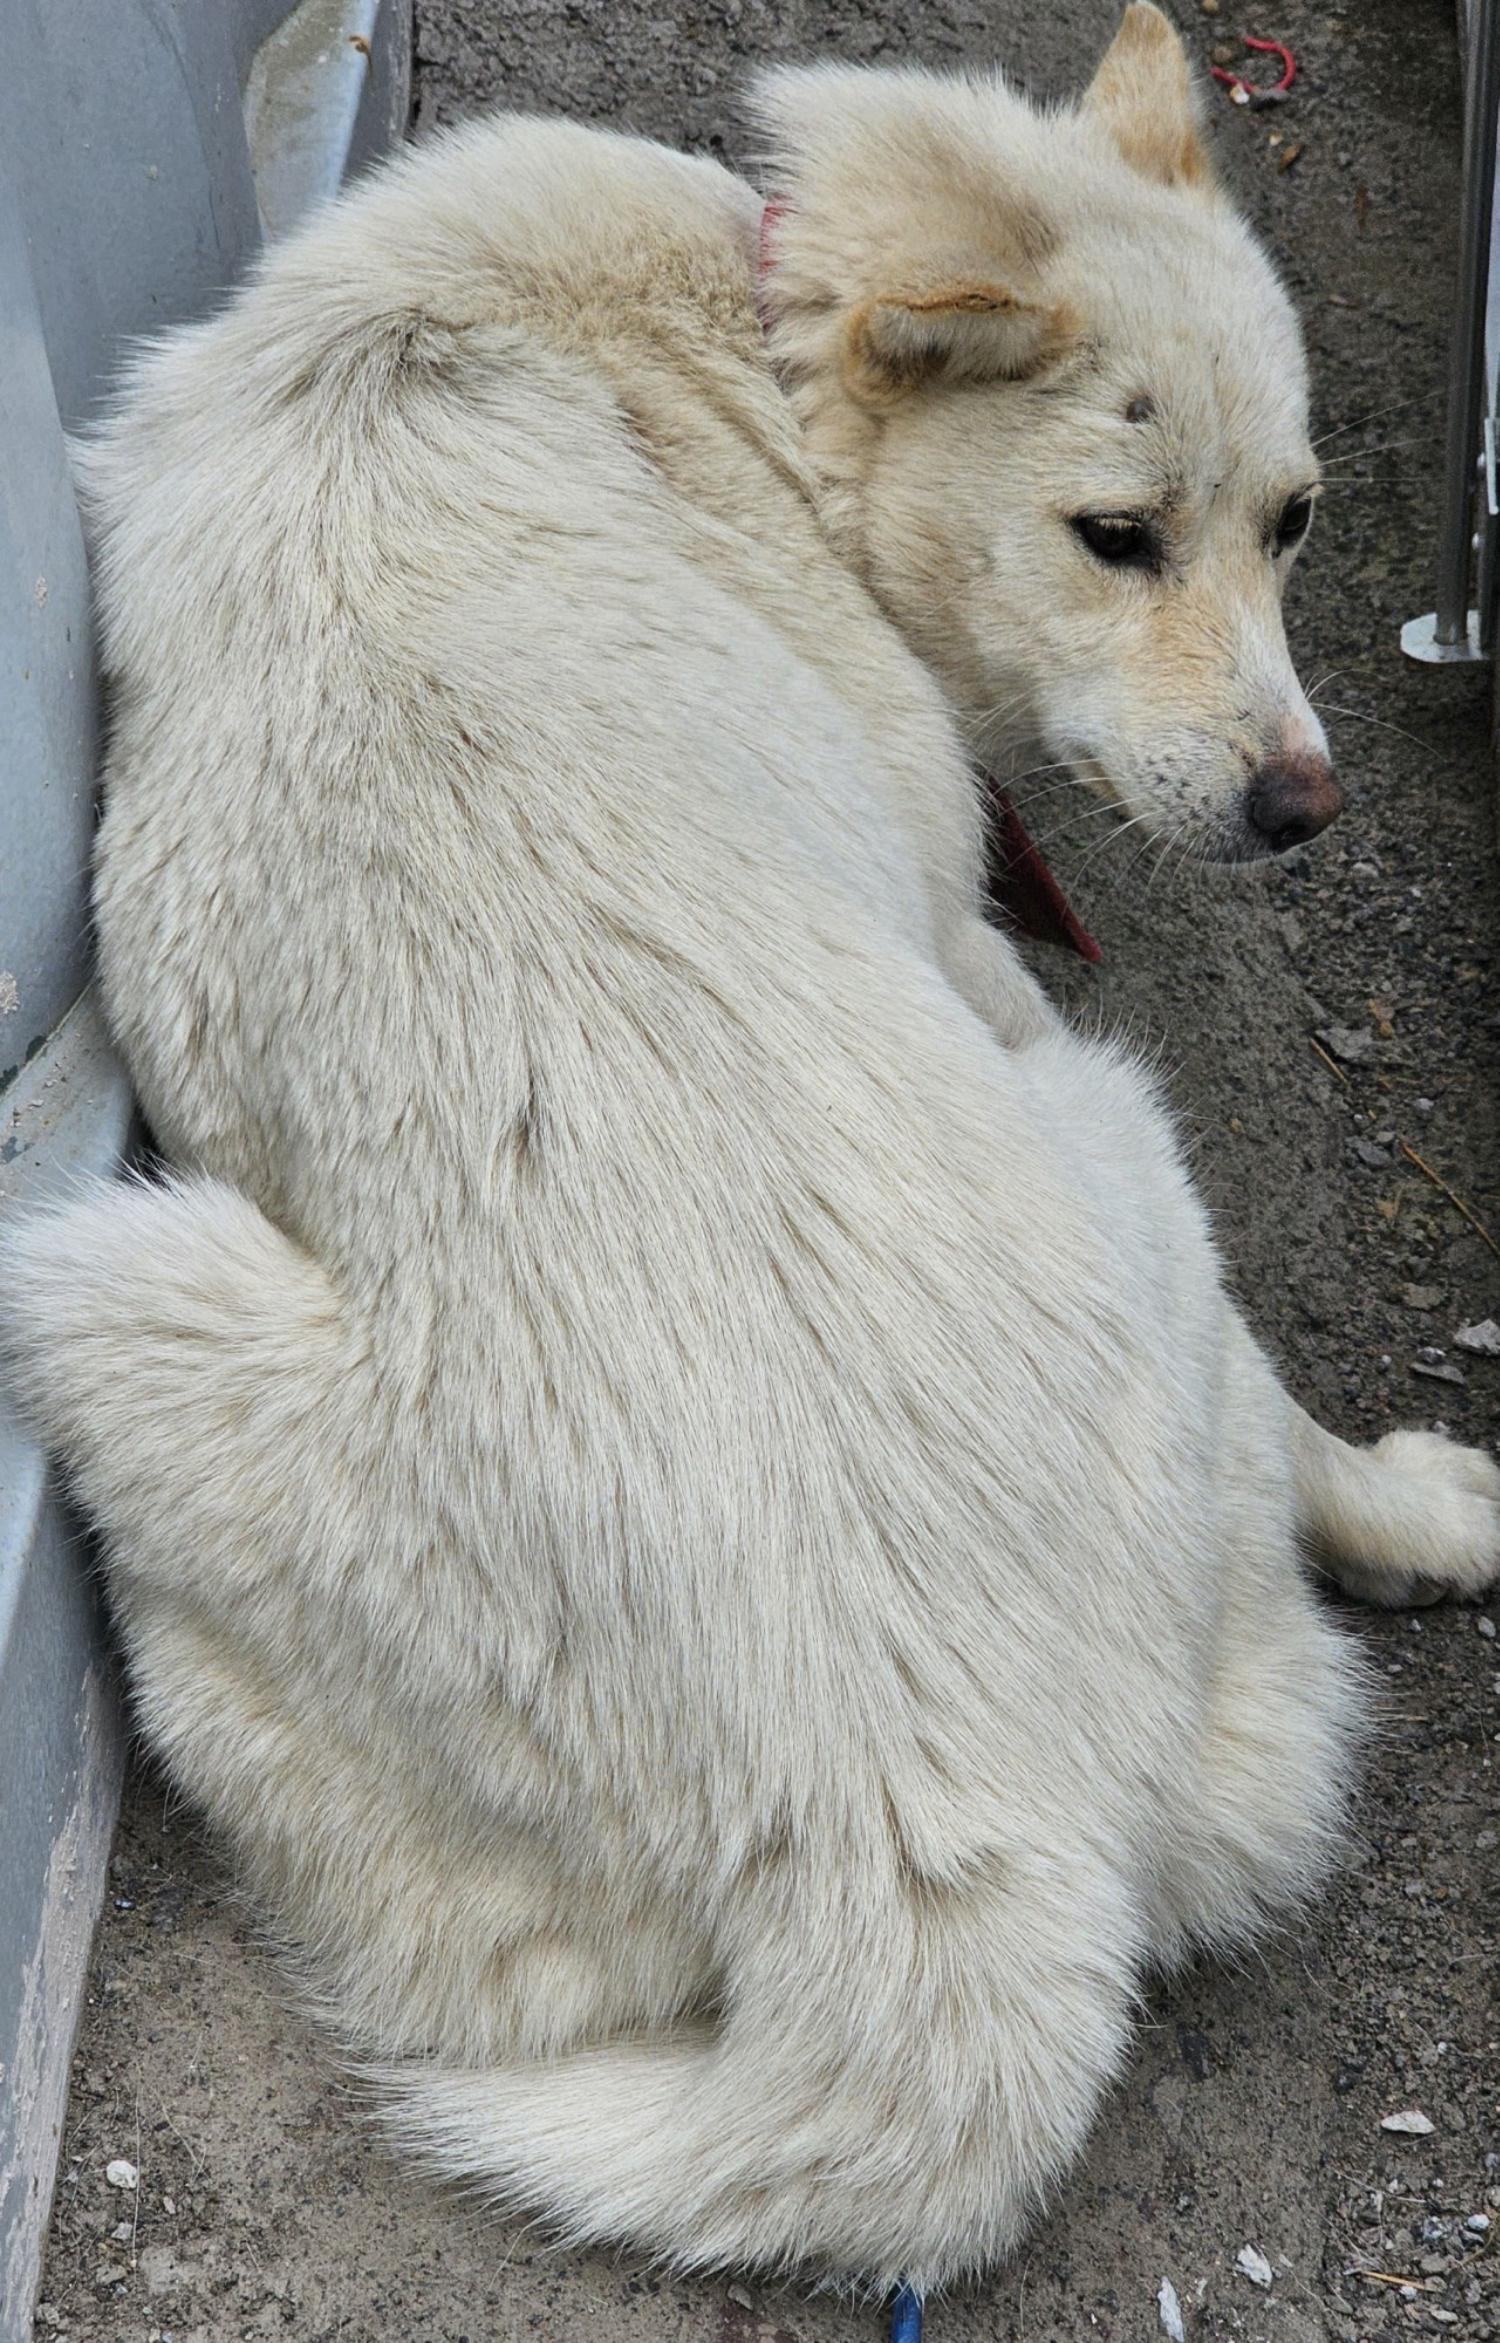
xmin=1211 ymin=35 xmax=1296 ymax=106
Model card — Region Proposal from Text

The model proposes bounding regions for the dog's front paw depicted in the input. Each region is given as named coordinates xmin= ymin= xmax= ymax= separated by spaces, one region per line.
xmin=1326 ymin=1428 xmax=1500 ymax=1609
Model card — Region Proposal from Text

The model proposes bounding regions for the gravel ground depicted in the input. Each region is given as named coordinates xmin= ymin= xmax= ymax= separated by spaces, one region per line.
xmin=31 ymin=1 xmax=1500 ymax=2338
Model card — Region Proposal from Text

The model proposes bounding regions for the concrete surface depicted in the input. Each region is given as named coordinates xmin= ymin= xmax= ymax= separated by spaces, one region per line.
xmin=29 ymin=1 xmax=1500 ymax=2337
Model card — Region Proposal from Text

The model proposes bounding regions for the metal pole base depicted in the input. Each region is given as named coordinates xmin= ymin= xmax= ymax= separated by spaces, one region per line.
xmin=1400 ymin=610 xmax=1487 ymax=662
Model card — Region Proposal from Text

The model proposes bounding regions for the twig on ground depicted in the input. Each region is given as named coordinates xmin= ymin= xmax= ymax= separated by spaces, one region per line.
xmin=1398 ymin=1139 xmax=1500 ymax=1260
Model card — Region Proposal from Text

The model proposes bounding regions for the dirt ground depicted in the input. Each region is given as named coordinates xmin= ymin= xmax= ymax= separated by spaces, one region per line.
xmin=30 ymin=0 xmax=1500 ymax=2337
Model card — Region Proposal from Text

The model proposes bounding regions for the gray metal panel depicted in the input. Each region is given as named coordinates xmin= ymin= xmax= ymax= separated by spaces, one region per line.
xmin=248 ymin=0 xmax=413 ymax=238
xmin=0 ymin=0 xmax=263 ymax=432
xmin=0 ymin=179 xmax=99 ymax=1064
xmin=0 ymin=998 xmax=132 ymax=2326
xmin=0 ymin=7 xmax=411 ymax=2330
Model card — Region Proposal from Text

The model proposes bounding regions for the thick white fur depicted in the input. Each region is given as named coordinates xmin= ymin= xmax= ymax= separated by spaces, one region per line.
xmin=4 ymin=9 xmax=1498 ymax=2293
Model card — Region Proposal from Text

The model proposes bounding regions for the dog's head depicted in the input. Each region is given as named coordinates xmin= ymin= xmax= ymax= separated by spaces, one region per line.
xmin=756 ymin=5 xmax=1339 ymax=863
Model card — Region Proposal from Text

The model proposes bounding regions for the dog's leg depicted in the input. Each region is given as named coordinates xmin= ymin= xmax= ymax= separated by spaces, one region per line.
xmin=1148 ymin=1581 xmax=1364 ymax=1962
xmin=1230 ymin=1317 xmax=1500 ymax=1606
xmin=1288 ymin=1406 xmax=1500 ymax=1608
xmin=1147 ymin=1330 xmax=1366 ymax=1960
xmin=942 ymin=913 xmax=1060 ymax=1051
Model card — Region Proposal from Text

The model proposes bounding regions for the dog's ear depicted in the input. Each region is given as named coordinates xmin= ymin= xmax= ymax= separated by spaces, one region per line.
xmin=842 ymin=278 xmax=1076 ymax=408
xmin=1082 ymin=3 xmax=1214 ymax=192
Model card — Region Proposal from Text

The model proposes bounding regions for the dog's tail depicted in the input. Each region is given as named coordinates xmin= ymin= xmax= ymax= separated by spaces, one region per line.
xmin=1 ymin=1170 xmax=354 ymax=1595
xmin=377 ymin=1860 xmax=1134 ymax=2290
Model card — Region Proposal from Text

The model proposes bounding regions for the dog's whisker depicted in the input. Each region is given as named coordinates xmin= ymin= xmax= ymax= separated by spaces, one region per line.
xmin=995 ymin=762 xmax=1077 ymax=790
xmin=1318 ymin=437 xmax=1426 ymax=466
xmin=966 ymin=688 xmax=1040 ymax=734
xmin=1142 ymin=826 xmax=1184 ymax=895
xmin=998 ymin=777 xmax=1108 ymax=820
xmin=1303 ymin=663 xmax=1369 ymax=703
xmin=997 ymin=790 xmax=1098 ymax=829
xmin=1314 ymin=701 xmax=1449 ymax=763
xmin=1021 ymin=799 xmax=1130 ymax=856
xmin=1311 ymin=389 xmax=1441 ymax=449
xmin=1065 ymin=806 xmax=1157 ymax=888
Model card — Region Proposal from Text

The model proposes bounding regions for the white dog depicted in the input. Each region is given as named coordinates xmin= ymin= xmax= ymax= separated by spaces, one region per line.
xmin=5 ymin=5 xmax=1496 ymax=2293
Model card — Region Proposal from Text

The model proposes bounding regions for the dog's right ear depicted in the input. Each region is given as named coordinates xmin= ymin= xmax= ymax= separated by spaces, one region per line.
xmin=842 ymin=278 xmax=1076 ymax=409
xmin=1082 ymin=3 xmax=1214 ymax=192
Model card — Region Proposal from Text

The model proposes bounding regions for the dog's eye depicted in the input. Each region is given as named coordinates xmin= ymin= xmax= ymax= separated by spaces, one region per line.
xmin=1273 ymin=493 xmax=1314 ymax=554
xmin=1070 ymin=513 xmax=1157 ymax=569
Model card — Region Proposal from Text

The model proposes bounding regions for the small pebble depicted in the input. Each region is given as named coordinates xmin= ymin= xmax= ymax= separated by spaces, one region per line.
xmin=1158 ymin=2277 xmax=1186 ymax=2342
xmin=1380 ymin=2109 xmax=1435 ymax=2135
xmin=105 ymin=2159 xmax=138 ymax=2190
xmin=111 ymin=2219 xmax=132 ymax=2241
xmin=1235 ymin=2243 xmax=1274 ymax=2288
xmin=1465 ymin=2213 xmax=1491 ymax=2234
xmin=94 ymin=2262 xmax=127 ymax=2287
xmin=726 ymin=2286 xmax=754 ymax=2310
xmin=1455 ymin=1318 xmax=1500 ymax=1356
xmin=1479 ymin=1617 xmax=1497 ymax=1640
xmin=1319 ymin=1022 xmax=1377 ymax=1065
xmin=1401 ymin=1286 xmax=1445 ymax=1312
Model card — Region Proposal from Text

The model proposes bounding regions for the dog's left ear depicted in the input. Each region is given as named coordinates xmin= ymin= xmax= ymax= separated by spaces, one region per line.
xmin=1082 ymin=3 xmax=1214 ymax=192
xmin=842 ymin=278 xmax=1076 ymax=409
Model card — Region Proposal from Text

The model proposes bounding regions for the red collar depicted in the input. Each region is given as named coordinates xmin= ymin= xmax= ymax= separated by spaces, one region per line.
xmin=984 ymin=783 xmax=1102 ymax=963
xmin=755 ymin=195 xmax=790 ymax=328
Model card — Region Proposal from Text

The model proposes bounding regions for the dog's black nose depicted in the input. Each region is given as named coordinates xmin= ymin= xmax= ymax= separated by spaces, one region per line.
xmin=1244 ymin=755 xmax=1343 ymax=855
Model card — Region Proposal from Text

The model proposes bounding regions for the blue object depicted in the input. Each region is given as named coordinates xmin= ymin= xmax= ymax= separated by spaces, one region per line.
xmin=890 ymin=2285 xmax=924 ymax=2343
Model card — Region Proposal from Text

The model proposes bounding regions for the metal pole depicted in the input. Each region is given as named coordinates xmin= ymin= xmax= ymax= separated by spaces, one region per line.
xmin=1434 ymin=0 xmax=1500 ymax=647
